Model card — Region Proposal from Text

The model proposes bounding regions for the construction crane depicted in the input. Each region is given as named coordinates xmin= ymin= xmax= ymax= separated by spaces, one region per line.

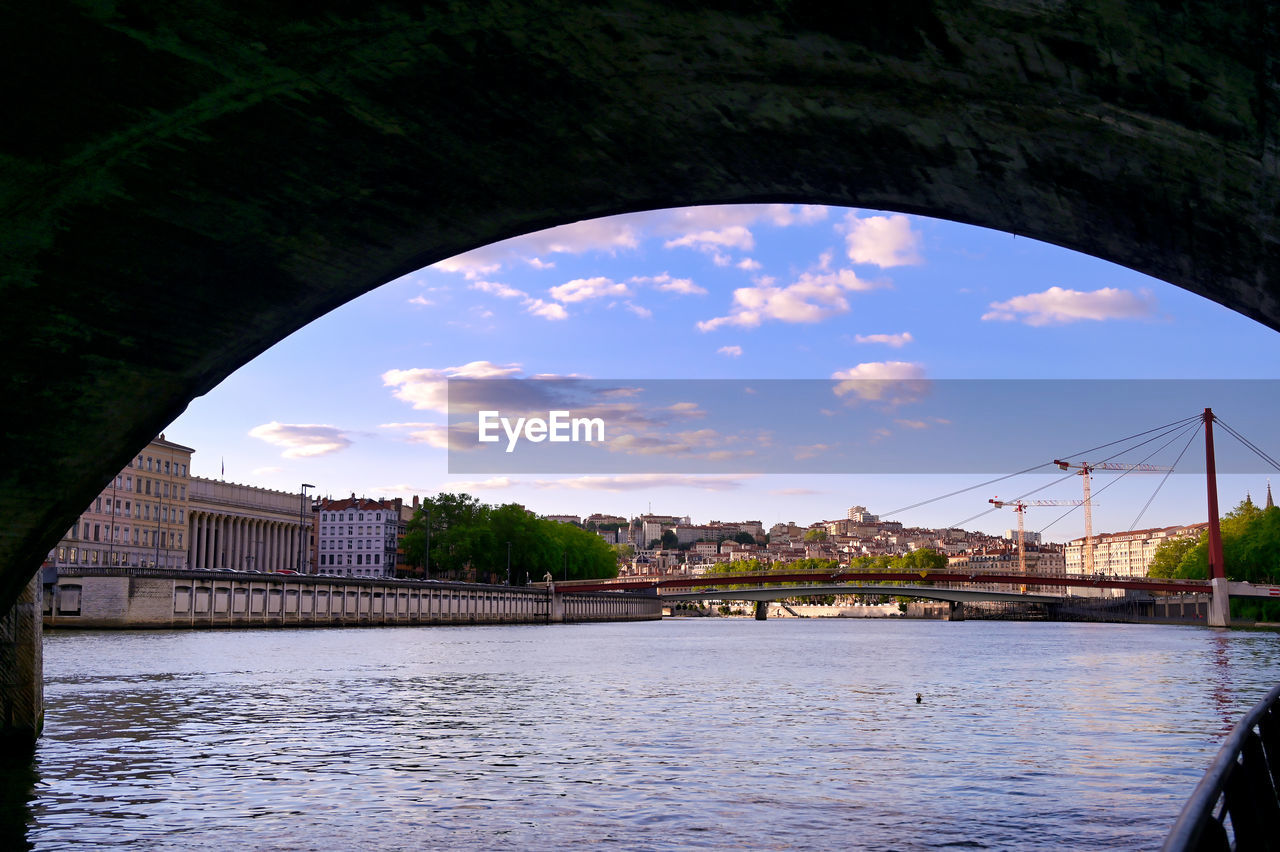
xmin=1052 ymin=459 xmax=1173 ymax=576
xmin=989 ymin=498 xmax=1086 ymax=578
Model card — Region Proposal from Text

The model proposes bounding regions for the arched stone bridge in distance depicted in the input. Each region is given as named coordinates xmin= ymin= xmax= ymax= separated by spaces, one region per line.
xmin=5 ymin=0 xmax=1280 ymax=742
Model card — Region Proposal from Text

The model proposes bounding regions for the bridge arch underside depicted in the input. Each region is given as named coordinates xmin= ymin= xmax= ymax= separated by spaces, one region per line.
xmin=3 ymin=1 xmax=1280 ymax=609
xmin=662 ymin=586 xmax=1062 ymax=605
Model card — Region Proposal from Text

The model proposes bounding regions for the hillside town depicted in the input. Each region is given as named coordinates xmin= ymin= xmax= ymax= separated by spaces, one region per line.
xmin=46 ymin=435 xmax=1243 ymax=599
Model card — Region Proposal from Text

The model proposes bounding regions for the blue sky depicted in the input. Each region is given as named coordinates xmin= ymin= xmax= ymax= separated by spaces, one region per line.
xmin=167 ymin=205 xmax=1280 ymax=540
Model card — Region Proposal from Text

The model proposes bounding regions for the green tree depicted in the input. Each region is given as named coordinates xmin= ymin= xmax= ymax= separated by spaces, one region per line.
xmin=733 ymin=531 xmax=756 ymax=546
xmin=660 ymin=529 xmax=679 ymax=550
xmin=803 ymin=528 xmax=828 ymax=542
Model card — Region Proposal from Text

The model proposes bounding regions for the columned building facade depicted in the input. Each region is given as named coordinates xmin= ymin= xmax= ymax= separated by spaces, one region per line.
xmin=187 ymin=478 xmax=313 ymax=573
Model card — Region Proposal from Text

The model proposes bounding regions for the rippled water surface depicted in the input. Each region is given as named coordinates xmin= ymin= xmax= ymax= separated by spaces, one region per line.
xmin=23 ymin=620 xmax=1280 ymax=850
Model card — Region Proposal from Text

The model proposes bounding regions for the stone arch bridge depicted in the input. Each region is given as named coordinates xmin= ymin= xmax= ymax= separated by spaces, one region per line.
xmin=3 ymin=0 xmax=1280 ymax=740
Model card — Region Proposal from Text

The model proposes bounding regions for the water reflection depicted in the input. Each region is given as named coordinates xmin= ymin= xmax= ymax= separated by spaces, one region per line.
xmin=23 ymin=622 xmax=1280 ymax=850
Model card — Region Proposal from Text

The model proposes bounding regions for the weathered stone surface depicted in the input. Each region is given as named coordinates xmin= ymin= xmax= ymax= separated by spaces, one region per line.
xmin=2 ymin=0 xmax=1279 ymax=610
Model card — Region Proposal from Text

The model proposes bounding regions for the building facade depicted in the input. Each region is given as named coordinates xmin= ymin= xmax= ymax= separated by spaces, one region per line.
xmin=315 ymin=496 xmax=414 ymax=579
xmin=1065 ymin=524 xmax=1207 ymax=579
xmin=187 ymin=478 xmax=313 ymax=573
xmin=47 ymin=435 xmax=195 ymax=570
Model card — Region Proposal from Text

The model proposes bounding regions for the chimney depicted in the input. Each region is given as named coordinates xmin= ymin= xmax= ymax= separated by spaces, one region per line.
xmin=413 ymin=495 xmax=420 ymax=509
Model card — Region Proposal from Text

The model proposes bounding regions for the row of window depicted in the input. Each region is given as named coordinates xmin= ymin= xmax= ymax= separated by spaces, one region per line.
xmin=320 ymin=540 xmax=390 ymax=550
xmin=320 ymin=524 xmax=393 ymax=536
xmin=320 ymin=553 xmax=381 ymax=566
xmin=94 ymin=479 xmax=186 ymax=506
xmin=134 ymin=455 xmax=188 ymax=477
xmin=86 ymin=500 xmax=184 ymax=525
xmin=320 ymin=511 xmax=387 ymax=522
xmin=54 ymin=546 xmax=182 ymax=566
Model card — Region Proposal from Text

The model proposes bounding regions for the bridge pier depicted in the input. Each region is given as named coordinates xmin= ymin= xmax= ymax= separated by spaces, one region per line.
xmin=754 ymin=600 xmax=768 ymax=620
xmin=548 ymin=586 xmax=564 ymax=623
xmin=0 ymin=574 xmax=42 ymax=751
xmin=1208 ymin=577 xmax=1230 ymax=628
xmin=945 ymin=601 xmax=966 ymax=622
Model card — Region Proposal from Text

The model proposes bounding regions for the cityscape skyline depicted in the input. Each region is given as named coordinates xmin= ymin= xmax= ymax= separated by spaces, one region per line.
xmin=165 ymin=204 xmax=1280 ymax=539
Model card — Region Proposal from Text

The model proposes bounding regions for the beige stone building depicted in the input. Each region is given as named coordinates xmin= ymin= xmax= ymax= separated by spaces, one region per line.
xmin=1065 ymin=523 xmax=1207 ymax=579
xmin=47 ymin=435 xmax=195 ymax=569
xmin=187 ymin=478 xmax=313 ymax=573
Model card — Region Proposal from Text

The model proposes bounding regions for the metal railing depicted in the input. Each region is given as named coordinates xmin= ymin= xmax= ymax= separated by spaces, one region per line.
xmin=1163 ymin=683 xmax=1280 ymax=851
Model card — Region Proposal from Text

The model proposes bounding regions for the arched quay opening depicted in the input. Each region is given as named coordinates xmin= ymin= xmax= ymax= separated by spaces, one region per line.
xmin=4 ymin=1 xmax=1280 ymax=739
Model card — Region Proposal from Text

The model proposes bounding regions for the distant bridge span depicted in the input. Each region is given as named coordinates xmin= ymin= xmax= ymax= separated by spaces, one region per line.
xmin=558 ymin=571 xmax=1280 ymax=599
xmin=661 ymin=584 xmax=1062 ymax=605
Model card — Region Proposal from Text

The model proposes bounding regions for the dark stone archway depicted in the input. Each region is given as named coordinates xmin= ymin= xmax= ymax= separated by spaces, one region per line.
xmin=3 ymin=0 xmax=1279 ymax=611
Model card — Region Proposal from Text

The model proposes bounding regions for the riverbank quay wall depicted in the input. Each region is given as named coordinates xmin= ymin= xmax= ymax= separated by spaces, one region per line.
xmin=43 ymin=568 xmax=661 ymax=629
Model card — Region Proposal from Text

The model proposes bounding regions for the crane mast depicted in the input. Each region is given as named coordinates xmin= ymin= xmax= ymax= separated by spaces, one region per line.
xmin=1052 ymin=459 xmax=1172 ymax=577
xmin=989 ymin=498 xmax=1085 ymax=581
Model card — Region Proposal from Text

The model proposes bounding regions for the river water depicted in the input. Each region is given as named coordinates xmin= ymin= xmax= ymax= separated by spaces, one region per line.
xmin=20 ymin=619 xmax=1280 ymax=850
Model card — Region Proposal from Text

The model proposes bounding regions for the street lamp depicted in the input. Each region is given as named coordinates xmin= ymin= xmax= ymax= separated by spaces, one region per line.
xmin=299 ymin=484 xmax=314 ymax=573
xmin=506 ymin=541 xmax=511 ymax=586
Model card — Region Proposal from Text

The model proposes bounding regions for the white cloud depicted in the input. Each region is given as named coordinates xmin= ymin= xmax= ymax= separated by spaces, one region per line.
xmin=981 ymin=286 xmax=1158 ymax=325
xmin=632 ymin=274 xmax=706 ymax=296
xmin=854 ymin=331 xmax=913 ymax=347
xmin=380 ymin=422 xmax=451 ymax=449
xmin=430 ymin=206 xmax=831 ymax=283
xmin=737 ymin=258 xmax=762 ymax=271
xmin=525 ymin=299 xmax=569 ymax=320
xmin=248 ymin=422 xmax=353 ymax=458
xmin=718 ymin=345 xmax=743 ymax=357
xmin=625 ymin=301 xmax=653 ymax=319
xmin=667 ymin=402 xmax=705 ymax=416
xmin=432 ymin=218 xmax=642 ymax=280
xmin=664 ymin=225 xmax=755 ymax=253
xmin=840 ymin=212 xmax=923 ymax=267
xmin=432 ymin=254 xmax=502 ymax=280
xmin=471 ymin=280 xmax=528 ymax=300
xmin=831 ymin=361 xmax=928 ymax=403
xmin=697 ymin=268 xmax=880 ymax=331
xmin=441 ymin=477 xmax=518 ymax=491
xmin=382 ymin=361 xmax=522 ymax=412
xmin=793 ymin=443 xmax=833 ymax=460
xmin=549 ymin=276 xmax=629 ymax=303
xmin=770 ymin=487 xmax=825 ymax=496
xmin=407 ymin=295 xmax=433 ymax=306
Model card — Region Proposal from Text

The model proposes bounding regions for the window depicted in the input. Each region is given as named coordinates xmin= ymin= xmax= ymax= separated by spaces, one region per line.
xmin=147 ymin=457 xmax=152 ymax=471
xmin=181 ymin=464 xmax=187 ymax=477
xmin=356 ymin=555 xmax=362 ymax=565
xmin=126 ymin=475 xmax=132 ymax=490
xmin=180 ymin=485 xmax=185 ymax=500
xmin=145 ymin=480 xmax=151 ymax=496
xmin=93 ymin=524 xmax=100 ymax=542
xmin=137 ymin=455 xmax=143 ymax=468
xmin=373 ymin=554 xmax=379 ymax=564
xmin=164 ymin=483 xmax=170 ymax=498
xmin=70 ymin=547 xmax=78 ymax=563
